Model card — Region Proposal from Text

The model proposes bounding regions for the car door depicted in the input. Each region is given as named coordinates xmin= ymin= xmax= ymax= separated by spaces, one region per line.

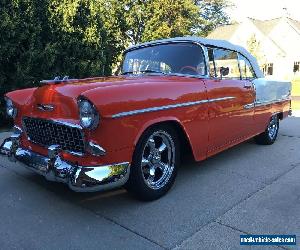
xmin=205 ymin=47 xmax=255 ymax=156
xmin=238 ymin=53 xmax=257 ymax=135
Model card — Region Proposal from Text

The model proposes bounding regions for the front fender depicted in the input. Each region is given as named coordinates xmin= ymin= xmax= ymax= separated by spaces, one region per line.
xmin=81 ymin=77 xmax=209 ymax=162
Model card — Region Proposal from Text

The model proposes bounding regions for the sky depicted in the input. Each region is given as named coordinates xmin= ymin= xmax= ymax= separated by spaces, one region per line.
xmin=227 ymin=0 xmax=300 ymax=22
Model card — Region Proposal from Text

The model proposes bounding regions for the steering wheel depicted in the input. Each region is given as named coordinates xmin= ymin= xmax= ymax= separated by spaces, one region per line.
xmin=179 ymin=66 xmax=199 ymax=75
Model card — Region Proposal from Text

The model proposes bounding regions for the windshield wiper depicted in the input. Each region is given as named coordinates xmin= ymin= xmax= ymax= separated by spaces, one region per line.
xmin=121 ymin=70 xmax=167 ymax=75
xmin=139 ymin=70 xmax=166 ymax=75
xmin=121 ymin=71 xmax=134 ymax=75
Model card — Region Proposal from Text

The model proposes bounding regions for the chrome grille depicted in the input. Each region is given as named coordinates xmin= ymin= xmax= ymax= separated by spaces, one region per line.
xmin=23 ymin=117 xmax=85 ymax=154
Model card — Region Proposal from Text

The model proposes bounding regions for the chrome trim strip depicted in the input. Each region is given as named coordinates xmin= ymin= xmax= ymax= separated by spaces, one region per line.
xmin=37 ymin=104 xmax=55 ymax=112
xmin=255 ymin=98 xmax=291 ymax=107
xmin=13 ymin=125 xmax=23 ymax=135
xmin=87 ymin=141 xmax=106 ymax=156
xmin=112 ymin=96 xmax=235 ymax=118
xmin=244 ymin=97 xmax=290 ymax=110
xmin=51 ymin=119 xmax=83 ymax=129
xmin=244 ymin=103 xmax=255 ymax=109
xmin=209 ymin=96 xmax=235 ymax=102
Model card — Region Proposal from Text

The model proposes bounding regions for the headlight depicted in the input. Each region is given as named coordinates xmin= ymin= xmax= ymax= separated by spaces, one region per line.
xmin=78 ymin=98 xmax=99 ymax=129
xmin=5 ymin=97 xmax=17 ymax=118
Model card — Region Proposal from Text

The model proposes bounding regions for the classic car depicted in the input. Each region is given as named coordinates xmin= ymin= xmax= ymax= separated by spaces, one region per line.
xmin=0 ymin=37 xmax=291 ymax=201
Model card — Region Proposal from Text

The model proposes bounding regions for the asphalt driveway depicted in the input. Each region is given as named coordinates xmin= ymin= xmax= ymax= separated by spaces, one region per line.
xmin=0 ymin=117 xmax=299 ymax=250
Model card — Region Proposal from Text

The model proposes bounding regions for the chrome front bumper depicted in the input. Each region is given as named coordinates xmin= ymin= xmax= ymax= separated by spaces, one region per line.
xmin=0 ymin=133 xmax=130 ymax=192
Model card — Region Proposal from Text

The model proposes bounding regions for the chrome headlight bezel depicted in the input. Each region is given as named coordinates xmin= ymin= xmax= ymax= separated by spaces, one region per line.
xmin=77 ymin=97 xmax=99 ymax=130
xmin=5 ymin=97 xmax=17 ymax=119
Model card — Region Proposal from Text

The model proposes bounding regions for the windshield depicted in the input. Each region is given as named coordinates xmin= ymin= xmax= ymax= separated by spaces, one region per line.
xmin=121 ymin=43 xmax=206 ymax=76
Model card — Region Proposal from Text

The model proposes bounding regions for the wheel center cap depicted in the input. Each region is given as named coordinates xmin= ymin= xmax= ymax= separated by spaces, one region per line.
xmin=151 ymin=151 xmax=161 ymax=163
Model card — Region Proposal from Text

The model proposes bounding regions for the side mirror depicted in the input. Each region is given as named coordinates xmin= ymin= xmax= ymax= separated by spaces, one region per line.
xmin=220 ymin=67 xmax=229 ymax=78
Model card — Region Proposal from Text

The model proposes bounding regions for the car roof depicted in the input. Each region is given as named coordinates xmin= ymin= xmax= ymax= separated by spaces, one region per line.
xmin=126 ymin=36 xmax=264 ymax=78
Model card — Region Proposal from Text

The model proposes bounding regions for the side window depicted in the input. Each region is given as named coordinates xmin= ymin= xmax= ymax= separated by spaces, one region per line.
xmin=238 ymin=54 xmax=256 ymax=79
xmin=213 ymin=48 xmax=241 ymax=79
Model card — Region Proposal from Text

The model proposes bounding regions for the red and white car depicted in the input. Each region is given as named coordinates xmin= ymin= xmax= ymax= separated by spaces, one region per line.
xmin=1 ymin=37 xmax=291 ymax=200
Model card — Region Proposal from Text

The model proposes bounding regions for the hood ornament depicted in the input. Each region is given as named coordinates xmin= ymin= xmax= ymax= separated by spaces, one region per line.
xmin=40 ymin=76 xmax=72 ymax=85
xmin=37 ymin=104 xmax=55 ymax=111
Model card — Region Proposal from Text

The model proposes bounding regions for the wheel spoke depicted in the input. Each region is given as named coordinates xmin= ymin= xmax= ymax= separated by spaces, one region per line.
xmin=157 ymin=161 xmax=168 ymax=172
xmin=141 ymin=157 xmax=150 ymax=167
xmin=147 ymin=138 xmax=156 ymax=152
xmin=141 ymin=130 xmax=176 ymax=190
xmin=147 ymin=174 xmax=155 ymax=184
xmin=147 ymin=166 xmax=156 ymax=184
xmin=158 ymin=142 xmax=167 ymax=153
xmin=268 ymin=116 xmax=278 ymax=139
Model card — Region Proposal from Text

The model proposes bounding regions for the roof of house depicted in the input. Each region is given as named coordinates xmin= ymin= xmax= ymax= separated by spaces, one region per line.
xmin=207 ymin=17 xmax=300 ymax=58
xmin=287 ymin=18 xmax=300 ymax=33
xmin=206 ymin=23 xmax=239 ymax=40
xmin=208 ymin=17 xmax=300 ymax=40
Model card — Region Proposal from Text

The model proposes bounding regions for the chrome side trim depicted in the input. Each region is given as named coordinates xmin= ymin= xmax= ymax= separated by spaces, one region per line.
xmin=112 ymin=96 xmax=235 ymax=118
xmin=244 ymin=98 xmax=290 ymax=110
xmin=255 ymin=98 xmax=291 ymax=107
xmin=87 ymin=141 xmax=106 ymax=156
xmin=209 ymin=96 xmax=235 ymax=102
xmin=244 ymin=103 xmax=255 ymax=109
xmin=112 ymin=100 xmax=208 ymax=118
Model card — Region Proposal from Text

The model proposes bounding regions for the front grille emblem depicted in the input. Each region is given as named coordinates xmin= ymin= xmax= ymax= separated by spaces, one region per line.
xmin=37 ymin=104 xmax=55 ymax=111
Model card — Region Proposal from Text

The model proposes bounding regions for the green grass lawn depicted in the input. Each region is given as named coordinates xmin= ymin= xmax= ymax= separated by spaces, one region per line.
xmin=291 ymin=79 xmax=300 ymax=110
xmin=292 ymin=79 xmax=300 ymax=97
xmin=292 ymin=100 xmax=300 ymax=111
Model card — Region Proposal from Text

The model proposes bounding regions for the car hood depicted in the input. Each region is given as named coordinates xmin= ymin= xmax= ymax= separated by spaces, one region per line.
xmin=9 ymin=75 xmax=178 ymax=120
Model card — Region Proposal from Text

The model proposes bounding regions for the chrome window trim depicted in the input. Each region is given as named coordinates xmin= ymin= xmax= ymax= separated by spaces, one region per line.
xmin=237 ymin=53 xmax=257 ymax=79
xmin=112 ymin=96 xmax=235 ymax=119
xmin=204 ymin=45 xmax=258 ymax=80
xmin=205 ymin=46 xmax=242 ymax=80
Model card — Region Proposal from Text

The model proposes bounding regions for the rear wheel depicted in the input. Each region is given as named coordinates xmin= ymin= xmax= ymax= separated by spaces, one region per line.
xmin=254 ymin=115 xmax=279 ymax=145
xmin=126 ymin=124 xmax=180 ymax=201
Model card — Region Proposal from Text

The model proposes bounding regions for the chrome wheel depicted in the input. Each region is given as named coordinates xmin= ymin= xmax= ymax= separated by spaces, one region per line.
xmin=141 ymin=131 xmax=175 ymax=190
xmin=268 ymin=116 xmax=278 ymax=140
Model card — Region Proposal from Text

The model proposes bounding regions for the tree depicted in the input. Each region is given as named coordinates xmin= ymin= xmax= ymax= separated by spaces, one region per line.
xmin=142 ymin=0 xmax=201 ymax=42
xmin=107 ymin=0 xmax=231 ymax=45
xmin=0 ymin=0 xmax=124 ymax=127
xmin=121 ymin=0 xmax=152 ymax=45
xmin=195 ymin=0 xmax=231 ymax=36
xmin=0 ymin=0 xmax=231 ymax=127
xmin=247 ymin=34 xmax=266 ymax=66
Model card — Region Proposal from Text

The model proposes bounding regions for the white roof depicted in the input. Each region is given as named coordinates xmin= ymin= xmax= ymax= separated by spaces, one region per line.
xmin=127 ymin=36 xmax=264 ymax=78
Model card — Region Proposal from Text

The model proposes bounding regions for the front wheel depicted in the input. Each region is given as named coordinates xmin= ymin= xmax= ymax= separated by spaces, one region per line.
xmin=125 ymin=125 xmax=180 ymax=201
xmin=254 ymin=115 xmax=279 ymax=145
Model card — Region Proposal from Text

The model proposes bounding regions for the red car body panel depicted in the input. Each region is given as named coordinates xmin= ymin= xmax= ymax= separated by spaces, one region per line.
xmin=6 ymin=74 xmax=290 ymax=167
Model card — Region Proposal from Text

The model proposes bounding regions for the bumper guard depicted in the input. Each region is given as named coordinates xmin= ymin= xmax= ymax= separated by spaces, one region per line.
xmin=0 ymin=132 xmax=130 ymax=192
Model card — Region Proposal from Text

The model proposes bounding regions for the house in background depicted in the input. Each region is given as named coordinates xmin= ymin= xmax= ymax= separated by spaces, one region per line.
xmin=207 ymin=16 xmax=300 ymax=80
